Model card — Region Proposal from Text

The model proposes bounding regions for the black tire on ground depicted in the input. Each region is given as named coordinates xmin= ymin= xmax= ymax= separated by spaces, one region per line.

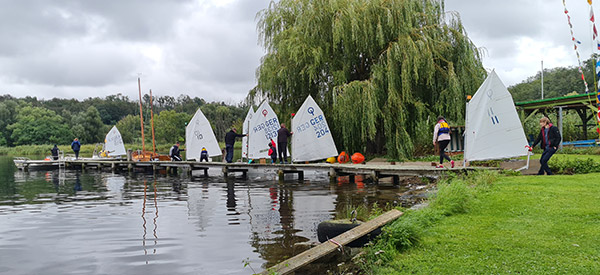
xmin=317 ymin=221 xmax=382 ymax=247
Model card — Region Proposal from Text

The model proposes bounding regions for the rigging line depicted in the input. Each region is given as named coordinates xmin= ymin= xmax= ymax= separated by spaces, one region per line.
xmin=562 ymin=0 xmax=590 ymax=93
xmin=587 ymin=0 xmax=600 ymax=139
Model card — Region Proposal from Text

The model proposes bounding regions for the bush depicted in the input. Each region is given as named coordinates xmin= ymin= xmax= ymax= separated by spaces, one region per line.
xmin=429 ymin=179 xmax=473 ymax=216
xmin=558 ymin=146 xmax=600 ymax=155
xmin=549 ymin=157 xmax=600 ymax=174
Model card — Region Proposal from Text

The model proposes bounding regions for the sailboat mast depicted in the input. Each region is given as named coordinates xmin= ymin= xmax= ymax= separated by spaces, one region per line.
xmin=150 ymin=89 xmax=157 ymax=154
xmin=138 ymin=77 xmax=146 ymax=152
xmin=246 ymin=118 xmax=250 ymax=161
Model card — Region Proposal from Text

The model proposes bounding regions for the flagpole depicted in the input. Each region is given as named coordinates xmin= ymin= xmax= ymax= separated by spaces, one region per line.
xmin=541 ymin=60 xmax=544 ymax=99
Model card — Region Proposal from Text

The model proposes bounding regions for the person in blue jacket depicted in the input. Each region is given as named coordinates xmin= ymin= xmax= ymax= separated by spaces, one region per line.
xmin=71 ymin=138 xmax=81 ymax=159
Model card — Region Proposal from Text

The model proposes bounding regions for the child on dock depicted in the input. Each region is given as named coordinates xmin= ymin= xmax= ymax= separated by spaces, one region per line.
xmin=268 ymin=139 xmax=277 ymax=164
xmin=200 ymin=147 xmax=209 ymax=162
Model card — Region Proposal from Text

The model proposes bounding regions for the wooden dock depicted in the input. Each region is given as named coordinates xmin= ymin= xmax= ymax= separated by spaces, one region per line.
xmin=13 ymin=158 xmax=495 ymax=183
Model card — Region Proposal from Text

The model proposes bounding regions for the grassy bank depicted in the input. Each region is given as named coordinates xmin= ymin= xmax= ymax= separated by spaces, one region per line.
xmin=362 ymin=172 xmax=600 ymax=274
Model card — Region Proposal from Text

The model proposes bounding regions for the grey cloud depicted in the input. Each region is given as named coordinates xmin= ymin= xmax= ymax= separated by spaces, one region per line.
xmin=446 ymin=0 xmax=545 ymax=40
xmin=1 ymin=43 xmax=141 ymax=87
xmin=68 ymin=0 xmax=194 ymax=41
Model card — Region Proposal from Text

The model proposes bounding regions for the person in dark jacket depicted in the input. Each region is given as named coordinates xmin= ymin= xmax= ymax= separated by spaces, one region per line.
xmin=531 ymin=117 xmax=561 ymax=175
xmin=169 ymin=142 xmax=185 ymax=161
xmin=224 ymin=128 xmax=246 ymax=163
xmin=71 ymin=138 xmax=81 ymax=159
xmin=200 ymin=147 xmax=209 ymax=162
xmin=277 ymin=123 xmax=293 ymax=164
xmin=50 ymin=144 xmax=59 ymax=160
xmin=268 ymin=139 xmax=277 ymax=164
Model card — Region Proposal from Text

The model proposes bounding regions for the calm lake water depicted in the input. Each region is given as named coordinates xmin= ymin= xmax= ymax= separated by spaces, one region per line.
xmin=0 ymin=156 xmax=407 ymax=274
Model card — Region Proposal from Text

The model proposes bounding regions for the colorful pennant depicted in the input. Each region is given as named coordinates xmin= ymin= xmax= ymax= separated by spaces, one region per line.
xmin=562 ymin=0 xmax=589 ymax=92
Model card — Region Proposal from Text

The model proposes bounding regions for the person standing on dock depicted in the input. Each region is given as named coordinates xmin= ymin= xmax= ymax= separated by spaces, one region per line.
xmin=50 ymin=145 xmax=59 ymax=160
xmin=71 ymin=138 xmax=81 ymax=160
xmin=433 ymin=116 xmax=454 ymax=168
xmin=277 ymin=123 xmax=293 ymax=164
xmin=170 ymin=142 xmax=185 ymax=161
xmin=224 ymin=127 xmax=246 ymax=163
xmin=531 ymin=117 xmax=561 ymax=175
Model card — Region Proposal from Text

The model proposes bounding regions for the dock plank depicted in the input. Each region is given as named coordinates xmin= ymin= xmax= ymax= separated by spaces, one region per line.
xmin=259 ymin=209 xmax=403 ymax=275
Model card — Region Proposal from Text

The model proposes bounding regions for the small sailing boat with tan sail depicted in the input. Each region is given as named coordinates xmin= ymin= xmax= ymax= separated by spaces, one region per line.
xmin=132 ymin=78 xmax=169 ymax=161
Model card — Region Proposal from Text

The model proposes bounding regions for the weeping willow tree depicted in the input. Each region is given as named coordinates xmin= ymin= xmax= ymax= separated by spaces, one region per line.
xmin=251 ymin=0 xmax=486 ymax=158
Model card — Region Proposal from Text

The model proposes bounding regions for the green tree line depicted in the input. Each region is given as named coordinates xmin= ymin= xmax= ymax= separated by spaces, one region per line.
xmin=508 ymin=56 xmax=599 ymax=102
xmin=0 ymin=94 xmax=248 ymax=148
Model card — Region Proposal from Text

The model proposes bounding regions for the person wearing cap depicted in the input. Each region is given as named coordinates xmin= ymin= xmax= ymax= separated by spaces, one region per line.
xmin=224 ymin=127 xmax=246 ymax=163
xmin=169 ymin=141 xmax=185 ymax=161
xmin=200 ymin=147 xmax=209 ymax=162
xmin=433 ymin=116 xmax=454 ymax=168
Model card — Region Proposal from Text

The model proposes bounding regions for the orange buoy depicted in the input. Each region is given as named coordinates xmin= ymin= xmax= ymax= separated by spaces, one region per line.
xmin=351 ymin=152 xmax=365 ymax=164
xmin=337 ymin=151 xmax=350 ymax=164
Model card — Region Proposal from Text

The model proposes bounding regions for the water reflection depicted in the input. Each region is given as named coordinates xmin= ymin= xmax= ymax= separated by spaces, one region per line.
xmin=187 ymin=181 xmax=214 ymax=232
xmin=74 ymin=171 xmax=82 ymax=192
xmin=0 ymin=156 xmax=411 ymax=274
xmin=141 ymin=179 xmax=159 ymax=264
xmin=226 ymin=180 xmax=241 ymax=225
xmin=104 ymin=175 xmax=125 ymax=201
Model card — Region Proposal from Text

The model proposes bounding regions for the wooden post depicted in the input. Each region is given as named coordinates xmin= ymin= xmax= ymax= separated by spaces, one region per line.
xmin=329 ymin=168 xmax=337 ymax=183
xmin=222 ymin=166 xmax=228 ymax=177
xmin=127 ymin=149 xmax=132 ymax=161
xmin=349 ymin=174 xmax=355 ymax=183
xmin=204 ymin=168 xmax=208 ymax=177
xmin=393 ymin=175 xmax=399 ymax=186
xmin=278 ymin=170 xmax=285 ymax=182
xmin=368 ymin=171 xmax=378 ymax=184
xmin=298 ymin=171 xmax=304 ymax=181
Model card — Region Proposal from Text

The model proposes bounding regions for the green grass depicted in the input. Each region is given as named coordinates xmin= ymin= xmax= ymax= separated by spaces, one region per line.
xmin=367 ymin=173 xmax=600 ymax=274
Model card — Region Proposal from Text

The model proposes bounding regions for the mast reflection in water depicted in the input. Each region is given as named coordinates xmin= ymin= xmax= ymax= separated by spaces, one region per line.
xmin=0 ymin=156 xmax=405 ymax=274
xmin=141 ymin=179 xmax=159 ymax=264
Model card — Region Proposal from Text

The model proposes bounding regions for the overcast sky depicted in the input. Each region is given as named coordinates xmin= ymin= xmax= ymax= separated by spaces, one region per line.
xmin=0 ymin=0 xmax=597 ymax=102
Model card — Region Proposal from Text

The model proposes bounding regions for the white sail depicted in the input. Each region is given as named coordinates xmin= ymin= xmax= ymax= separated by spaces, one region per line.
xmin=186 ymin=108 xmax=221 ymax=160
xmin=104 ymin=126 xmax=126 ymax=156
xmin=292 ymin=95 xmax=338 ymax=162
xmin=241 ymin=107 xmax=254 ymax=159
xmin=248 ymin=101 xmax=281 ymax=159
xmin=464 ymin=70 xmax=528 ymax=161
